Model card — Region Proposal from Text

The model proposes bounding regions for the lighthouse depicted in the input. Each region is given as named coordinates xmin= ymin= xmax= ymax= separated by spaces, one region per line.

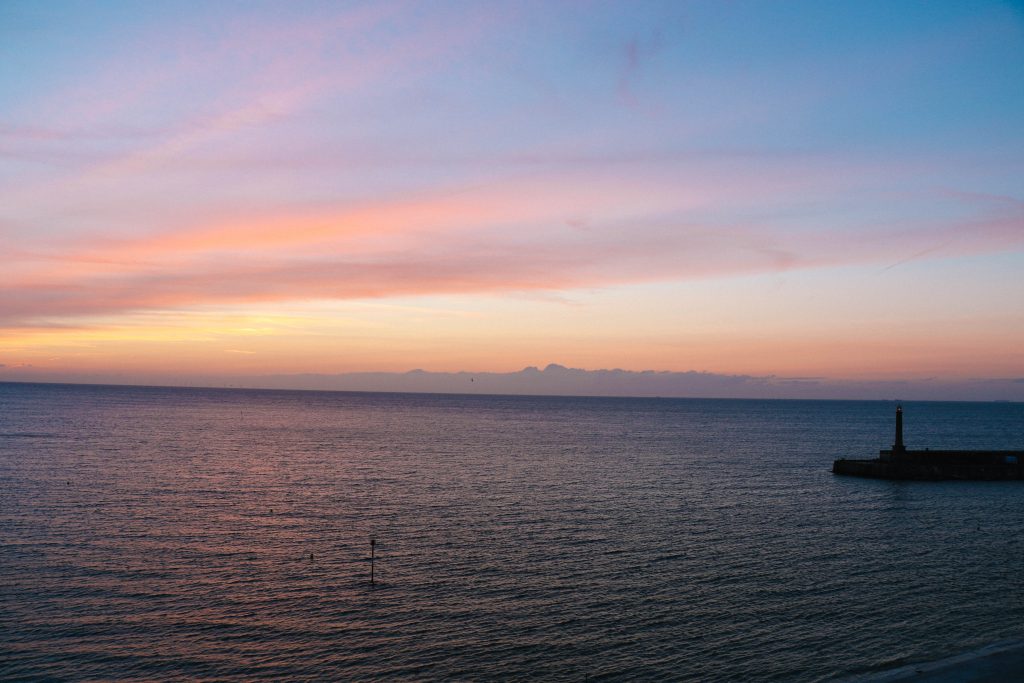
xmin=892 ymin=404 xmax=906 ymax=455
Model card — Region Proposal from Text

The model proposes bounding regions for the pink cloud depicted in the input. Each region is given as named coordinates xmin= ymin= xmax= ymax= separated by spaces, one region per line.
xmin=2 ymin=183 xmax=1020 ymax=329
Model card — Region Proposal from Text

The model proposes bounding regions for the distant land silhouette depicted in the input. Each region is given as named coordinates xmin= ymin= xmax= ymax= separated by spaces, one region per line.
xmin=252 ymin=365 xmax=1024 ymax=401
xmin=5 ymin=364 xmax=1021 ymax=401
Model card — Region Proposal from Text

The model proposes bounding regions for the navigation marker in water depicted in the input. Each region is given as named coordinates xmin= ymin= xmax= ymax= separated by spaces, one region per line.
xmin=370 ymin=538 xmax=376 ymax=585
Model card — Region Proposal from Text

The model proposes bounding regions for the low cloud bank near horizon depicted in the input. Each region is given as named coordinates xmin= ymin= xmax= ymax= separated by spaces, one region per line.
xmin=3 ymin=363 xmax=1023 ymax=402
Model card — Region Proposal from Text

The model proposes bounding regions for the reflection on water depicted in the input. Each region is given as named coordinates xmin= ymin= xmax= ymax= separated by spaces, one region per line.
xmin=1 ymin=383 xmax=1023 ymax=680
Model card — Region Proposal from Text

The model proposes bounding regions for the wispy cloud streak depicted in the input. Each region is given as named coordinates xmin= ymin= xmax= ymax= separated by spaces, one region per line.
xmin=3 ymin=175 xmax=1021 ymax=327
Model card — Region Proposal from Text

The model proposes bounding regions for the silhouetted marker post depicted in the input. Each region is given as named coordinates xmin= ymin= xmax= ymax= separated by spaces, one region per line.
xmin=370 ymin=538 xmax=376 ymax=585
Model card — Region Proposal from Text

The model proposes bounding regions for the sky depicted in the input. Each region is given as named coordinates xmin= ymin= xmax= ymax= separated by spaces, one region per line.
xmin=1 ymin=1 xmax=1023 ymax=398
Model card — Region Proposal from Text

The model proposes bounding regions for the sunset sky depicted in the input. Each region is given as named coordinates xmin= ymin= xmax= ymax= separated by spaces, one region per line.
xmin=2 ymin=1 xmax=1022 ymax=394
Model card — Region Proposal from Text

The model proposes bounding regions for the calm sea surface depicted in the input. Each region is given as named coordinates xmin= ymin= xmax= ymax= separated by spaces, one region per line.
xmin=2 ymin=382 xmax=1023 ymax=681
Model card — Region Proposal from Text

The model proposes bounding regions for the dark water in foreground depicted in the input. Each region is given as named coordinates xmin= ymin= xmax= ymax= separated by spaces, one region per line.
xmin=2 ymin=382 xmax=1023 ymax=681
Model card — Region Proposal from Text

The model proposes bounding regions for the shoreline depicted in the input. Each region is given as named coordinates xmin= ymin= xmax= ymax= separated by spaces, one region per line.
xmin=842 ymin=639 xmax=1024 ymax=682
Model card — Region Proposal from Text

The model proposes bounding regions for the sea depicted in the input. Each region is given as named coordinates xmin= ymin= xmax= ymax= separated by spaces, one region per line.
xmin=2 ymin=382 xmax=1023 ymax=681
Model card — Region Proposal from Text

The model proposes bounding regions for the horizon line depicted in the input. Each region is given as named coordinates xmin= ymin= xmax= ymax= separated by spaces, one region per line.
xmin=1 ymin=378 xmax=1020 ymax=405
